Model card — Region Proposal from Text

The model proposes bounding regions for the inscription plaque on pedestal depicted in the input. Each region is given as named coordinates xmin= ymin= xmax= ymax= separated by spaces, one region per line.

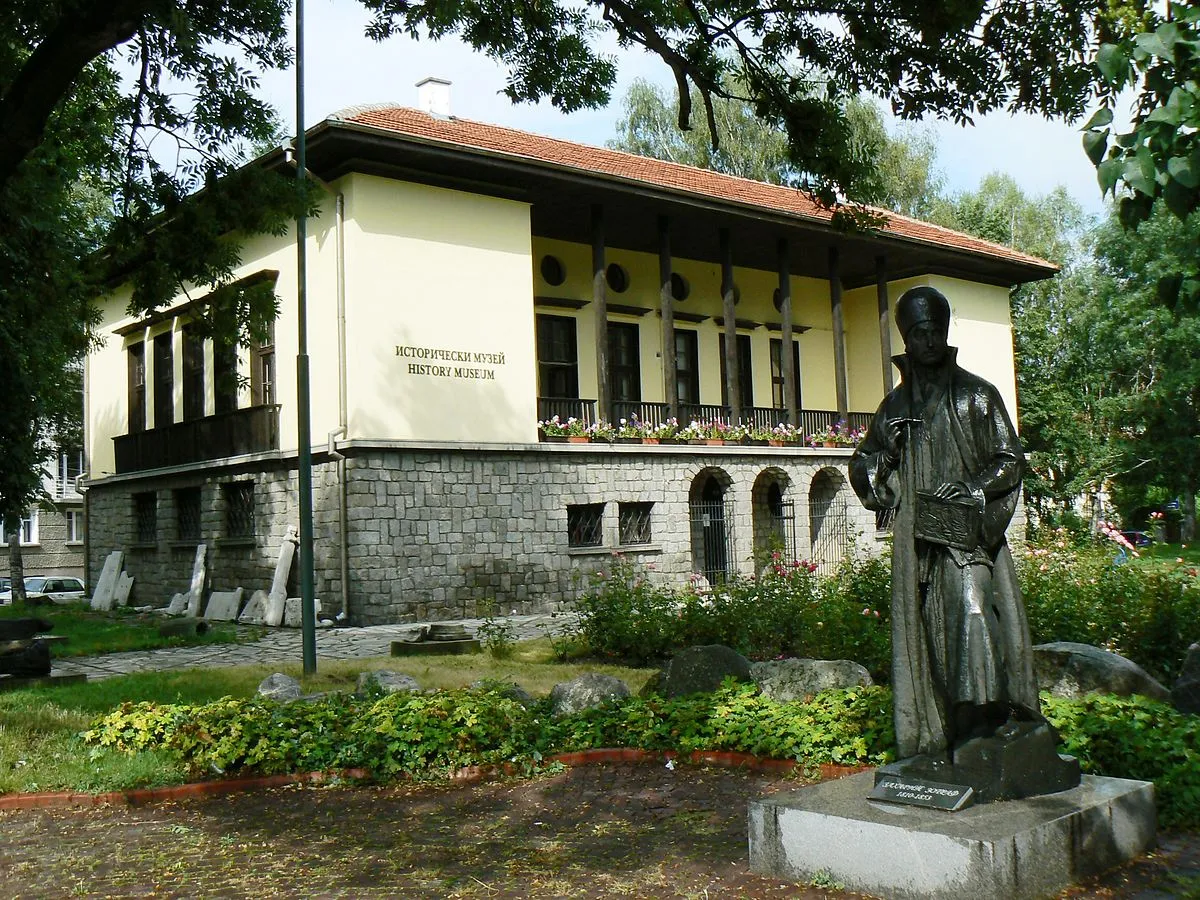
xmin=869 ymin=775 xmax=974 ymax=812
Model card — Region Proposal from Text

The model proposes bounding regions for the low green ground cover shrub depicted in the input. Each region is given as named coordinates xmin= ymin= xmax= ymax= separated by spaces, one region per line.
xmin=83 ymin=682 xmax=1200 ymax=828
xmin=1043 ymin=693 xmax=1200 ymax=828
xmin=84 ymin=682 xmax=897 ymax=779
xmin=575 ymin=554 xmax=891 ymax=677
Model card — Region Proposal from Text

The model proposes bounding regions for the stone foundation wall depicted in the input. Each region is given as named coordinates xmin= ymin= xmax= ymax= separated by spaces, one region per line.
xmin=86 ymin=445 xmax=880 ymax=623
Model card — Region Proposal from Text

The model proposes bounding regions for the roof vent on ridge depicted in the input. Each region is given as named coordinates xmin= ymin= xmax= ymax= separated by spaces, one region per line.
xmin=416 ymin=76 xmax=452 ymax=118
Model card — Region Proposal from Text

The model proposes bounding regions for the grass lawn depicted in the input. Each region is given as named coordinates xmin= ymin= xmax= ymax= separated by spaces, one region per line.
xmin=0 ymin=639 xmax=656 ymax=795
xmin=1135 ymin=541 xmax=1200 ymax=568
xmin=0 ymin=600 xmax=262 ymax=657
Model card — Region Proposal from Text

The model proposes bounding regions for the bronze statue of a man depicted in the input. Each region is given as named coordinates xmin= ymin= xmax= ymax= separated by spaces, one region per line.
xmin=850 ymin=285 xmax=1077 ymax=800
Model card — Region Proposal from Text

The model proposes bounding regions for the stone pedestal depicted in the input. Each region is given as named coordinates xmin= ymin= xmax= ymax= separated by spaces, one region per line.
xmin=749 ymin=772 xmax=1154 ymax=900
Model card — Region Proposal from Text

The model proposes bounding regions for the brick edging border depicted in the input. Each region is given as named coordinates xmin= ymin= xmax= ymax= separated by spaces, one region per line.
xmin=0 ymin=752 xmax=872 ymax=812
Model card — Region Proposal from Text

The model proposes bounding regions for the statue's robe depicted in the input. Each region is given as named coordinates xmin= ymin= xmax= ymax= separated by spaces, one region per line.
xmin=849 ymin=349 xmax=1040 ymax=760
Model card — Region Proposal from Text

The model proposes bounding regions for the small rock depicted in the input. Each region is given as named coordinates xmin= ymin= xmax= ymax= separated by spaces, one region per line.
xmin=660 ymin=645 xmax=752 ymax=698
xmin=751 ymin=658 xmax=873 ymax=702
xmin=1033 ymin=642 xmax=1168 ymax=700
xmin=258 ymin=672 xmax=303 ymax=702
xmin=358 ymin=671 xmax=421 ymax=695
xmin=549 ymin=673 xmax=630 ymax=717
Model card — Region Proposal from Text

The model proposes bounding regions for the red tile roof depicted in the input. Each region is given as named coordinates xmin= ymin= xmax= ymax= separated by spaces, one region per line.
xmin=336 ymin=106 xmax=1054 ymax=272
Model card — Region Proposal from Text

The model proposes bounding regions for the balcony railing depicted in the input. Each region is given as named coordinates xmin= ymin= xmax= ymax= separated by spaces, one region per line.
xmin=565 ymin=399 xmax=872 ymax=435
xmin=114 ymin=405 xmax=280 ymax=473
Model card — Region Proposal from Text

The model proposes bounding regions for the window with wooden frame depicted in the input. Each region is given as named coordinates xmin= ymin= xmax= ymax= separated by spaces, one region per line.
xmin=251 ymin=321 xmax=276 ymax=406
xmin=182 ymin=326 xmax=205 ymax=421
xmin=719 ymin=333 xmax=754 ymax=410
xmin=770 ymin=338 xmax=802 ymax=410
xmin=535 ymin=314 xmax=579 ymax=399
xmin=127 ymin=342 xmax=146 ymax=433
xmin=153 ymin=331 xmax=174 ymax=428
xmin=213 ymin=337 xmax=239 ymax=414
xmin=607 ymin=321 xmax=641 ymax=403
xmin=674 ymin=329 xmax=700 ymax=405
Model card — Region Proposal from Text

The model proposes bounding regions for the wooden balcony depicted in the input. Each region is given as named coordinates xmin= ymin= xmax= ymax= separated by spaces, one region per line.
xmin=114 ymin=405 xmax=280 ymax=473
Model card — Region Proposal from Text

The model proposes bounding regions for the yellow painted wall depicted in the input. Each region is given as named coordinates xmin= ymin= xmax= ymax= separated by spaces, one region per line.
xmin=86 ymin=171 xmax=1023 ymax=478
xmin=343 ymin=175 xmax=536 ymax=443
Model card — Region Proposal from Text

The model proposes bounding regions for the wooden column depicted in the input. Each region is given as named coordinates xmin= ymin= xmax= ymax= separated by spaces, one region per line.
xmin=719 ymin=228 xmax=741 ymax=424
xmin=591 ymin=205 xmax=609 ymax=424
xmin=778 ymin=238 xmax=797 ymax=426
xmin=658 ymin=216 xmax=678 ymax=422
xmin=876 ymin=254 xmax=895 ymax=393
xmin=829 ymin=246 xmax=849 ymax=423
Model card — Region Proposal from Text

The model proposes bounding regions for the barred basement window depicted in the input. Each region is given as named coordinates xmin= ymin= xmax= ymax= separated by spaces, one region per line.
xmin=175 ymin=487 xmax=202 ymax=542
xmin=618 ymin=502 xmax=653 ymax=545
xmin=134 ymin=492 xmax=157 ymax=544
xmin=223 ymin=482 xmax=255 ymax=538
xmin=567 ymin=503 xmax=604 ymax=548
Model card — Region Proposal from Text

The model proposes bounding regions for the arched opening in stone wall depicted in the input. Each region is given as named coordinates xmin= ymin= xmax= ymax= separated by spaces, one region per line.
xmin=751 ymin=467 xmax=795 ymax=568
xmin=688 ymin=467 xmax=733 ymax=586
xmin=809 ymin=467 xmax=853 ymax=576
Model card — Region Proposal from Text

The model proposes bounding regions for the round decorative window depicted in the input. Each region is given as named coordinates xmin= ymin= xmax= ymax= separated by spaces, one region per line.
xmin=540 ymin=255 xmax=566 ymax=286
xmin=606 ymin=263 xmax=630 ymax=293
xmin=670 ymin=272 xmax=690 ymax=301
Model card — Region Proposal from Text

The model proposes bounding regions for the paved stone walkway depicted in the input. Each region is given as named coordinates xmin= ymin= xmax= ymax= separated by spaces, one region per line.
xmin=50 ymin=614 xmax=574 ymax=681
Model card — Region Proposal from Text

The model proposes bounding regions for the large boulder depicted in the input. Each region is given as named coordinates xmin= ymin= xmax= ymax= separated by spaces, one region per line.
xmin=549 ymin=673 xmax=630 ymax=717
xmin=257 ymin=672 xmax=303 ymax=702
xmin=1033 ymin=642 xmax=1168 ymax=701
xmin=750 ymin=658 xmax=874 ymax=702
xmin=660 ymin=645 xmax=752 ymax=698
xmin=358 ymin=671 xmax=421 ymax=695
xmin=1171 ymin=642 xmax=1200 ymax=714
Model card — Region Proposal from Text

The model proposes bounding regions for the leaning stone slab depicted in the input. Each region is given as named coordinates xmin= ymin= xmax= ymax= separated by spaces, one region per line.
xmin=90 ymin=551 xmax=124 ymax=611
xmin=157 ymin=617 xmax=209 ymax=638
xmin=751 ymin=658 xmax=873 ymax=703
xmin=549 ymin=673 xmax=630 ymax=717
xmin=113 ymin=572 xmax=135 ymax=607
xmin=283 ymin=597 xmax=321 ymax=628
xmin=660 ymin=645 xmax=752 ymax=698
xmin=258 ymin=673 xmax=302 ymax=702
xmin=185 ymin=544 xmax=207 ymax=618
xmin=204 ymin=588 xmax=244 ymax=622
xmin=749 ymin=771 xmax=1155 ymax=900
xmin=238 ymin=590 xmax=269 ymax=626
xmin=162 ymin=592 xmax=188 ymax=616
xmin=266 ymin=527 xmax=299 ymax=627
xmin=1034 ymin=641 xmax=1168 ymax=700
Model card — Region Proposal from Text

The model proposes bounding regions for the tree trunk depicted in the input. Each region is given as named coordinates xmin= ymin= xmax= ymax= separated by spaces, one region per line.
xmin=6 ymin=520 xmax=26 ymax=604
xmin=1182 ymin=481 xmax=1197 ymax=544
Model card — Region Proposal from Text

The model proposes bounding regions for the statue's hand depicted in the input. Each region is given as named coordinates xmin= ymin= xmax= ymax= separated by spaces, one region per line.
xmin=882 ymin=418 xmax=908 ymax=462
xmin=932 ymin=481 xmax=971 ymax=501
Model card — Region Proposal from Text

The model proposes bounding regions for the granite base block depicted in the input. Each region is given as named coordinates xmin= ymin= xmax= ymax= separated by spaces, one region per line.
xmin=391 ymin=639 xmax=481 ymax=657
xmin=748 ymin=772 xmax=1154 ymax=900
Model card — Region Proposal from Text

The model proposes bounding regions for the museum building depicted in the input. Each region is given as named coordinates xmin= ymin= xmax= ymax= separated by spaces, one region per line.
xmin=81 ymin=82 xmax=1054 ymax=623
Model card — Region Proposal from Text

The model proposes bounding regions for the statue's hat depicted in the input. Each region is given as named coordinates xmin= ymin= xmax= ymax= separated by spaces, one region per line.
xmin=895 ymin=286 xmax=951 ymax=338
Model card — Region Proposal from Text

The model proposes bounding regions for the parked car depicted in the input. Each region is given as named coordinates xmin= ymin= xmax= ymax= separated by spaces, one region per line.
xmin=0 ymin=576 xmax=9 ymax=593
xmin=0 ymin=576 xmax=86 ymax=605
xmin=1121 ymin=531 xmax=1152 ymax=548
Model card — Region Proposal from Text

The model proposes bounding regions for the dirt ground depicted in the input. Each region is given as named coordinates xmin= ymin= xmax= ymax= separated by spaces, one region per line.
xmin=1 ymin=764 xmax=1196 ymax=899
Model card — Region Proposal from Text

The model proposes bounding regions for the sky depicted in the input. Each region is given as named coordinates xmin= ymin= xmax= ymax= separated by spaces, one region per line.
xmin=254 ymin=2 xmax=1109 ymax=220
